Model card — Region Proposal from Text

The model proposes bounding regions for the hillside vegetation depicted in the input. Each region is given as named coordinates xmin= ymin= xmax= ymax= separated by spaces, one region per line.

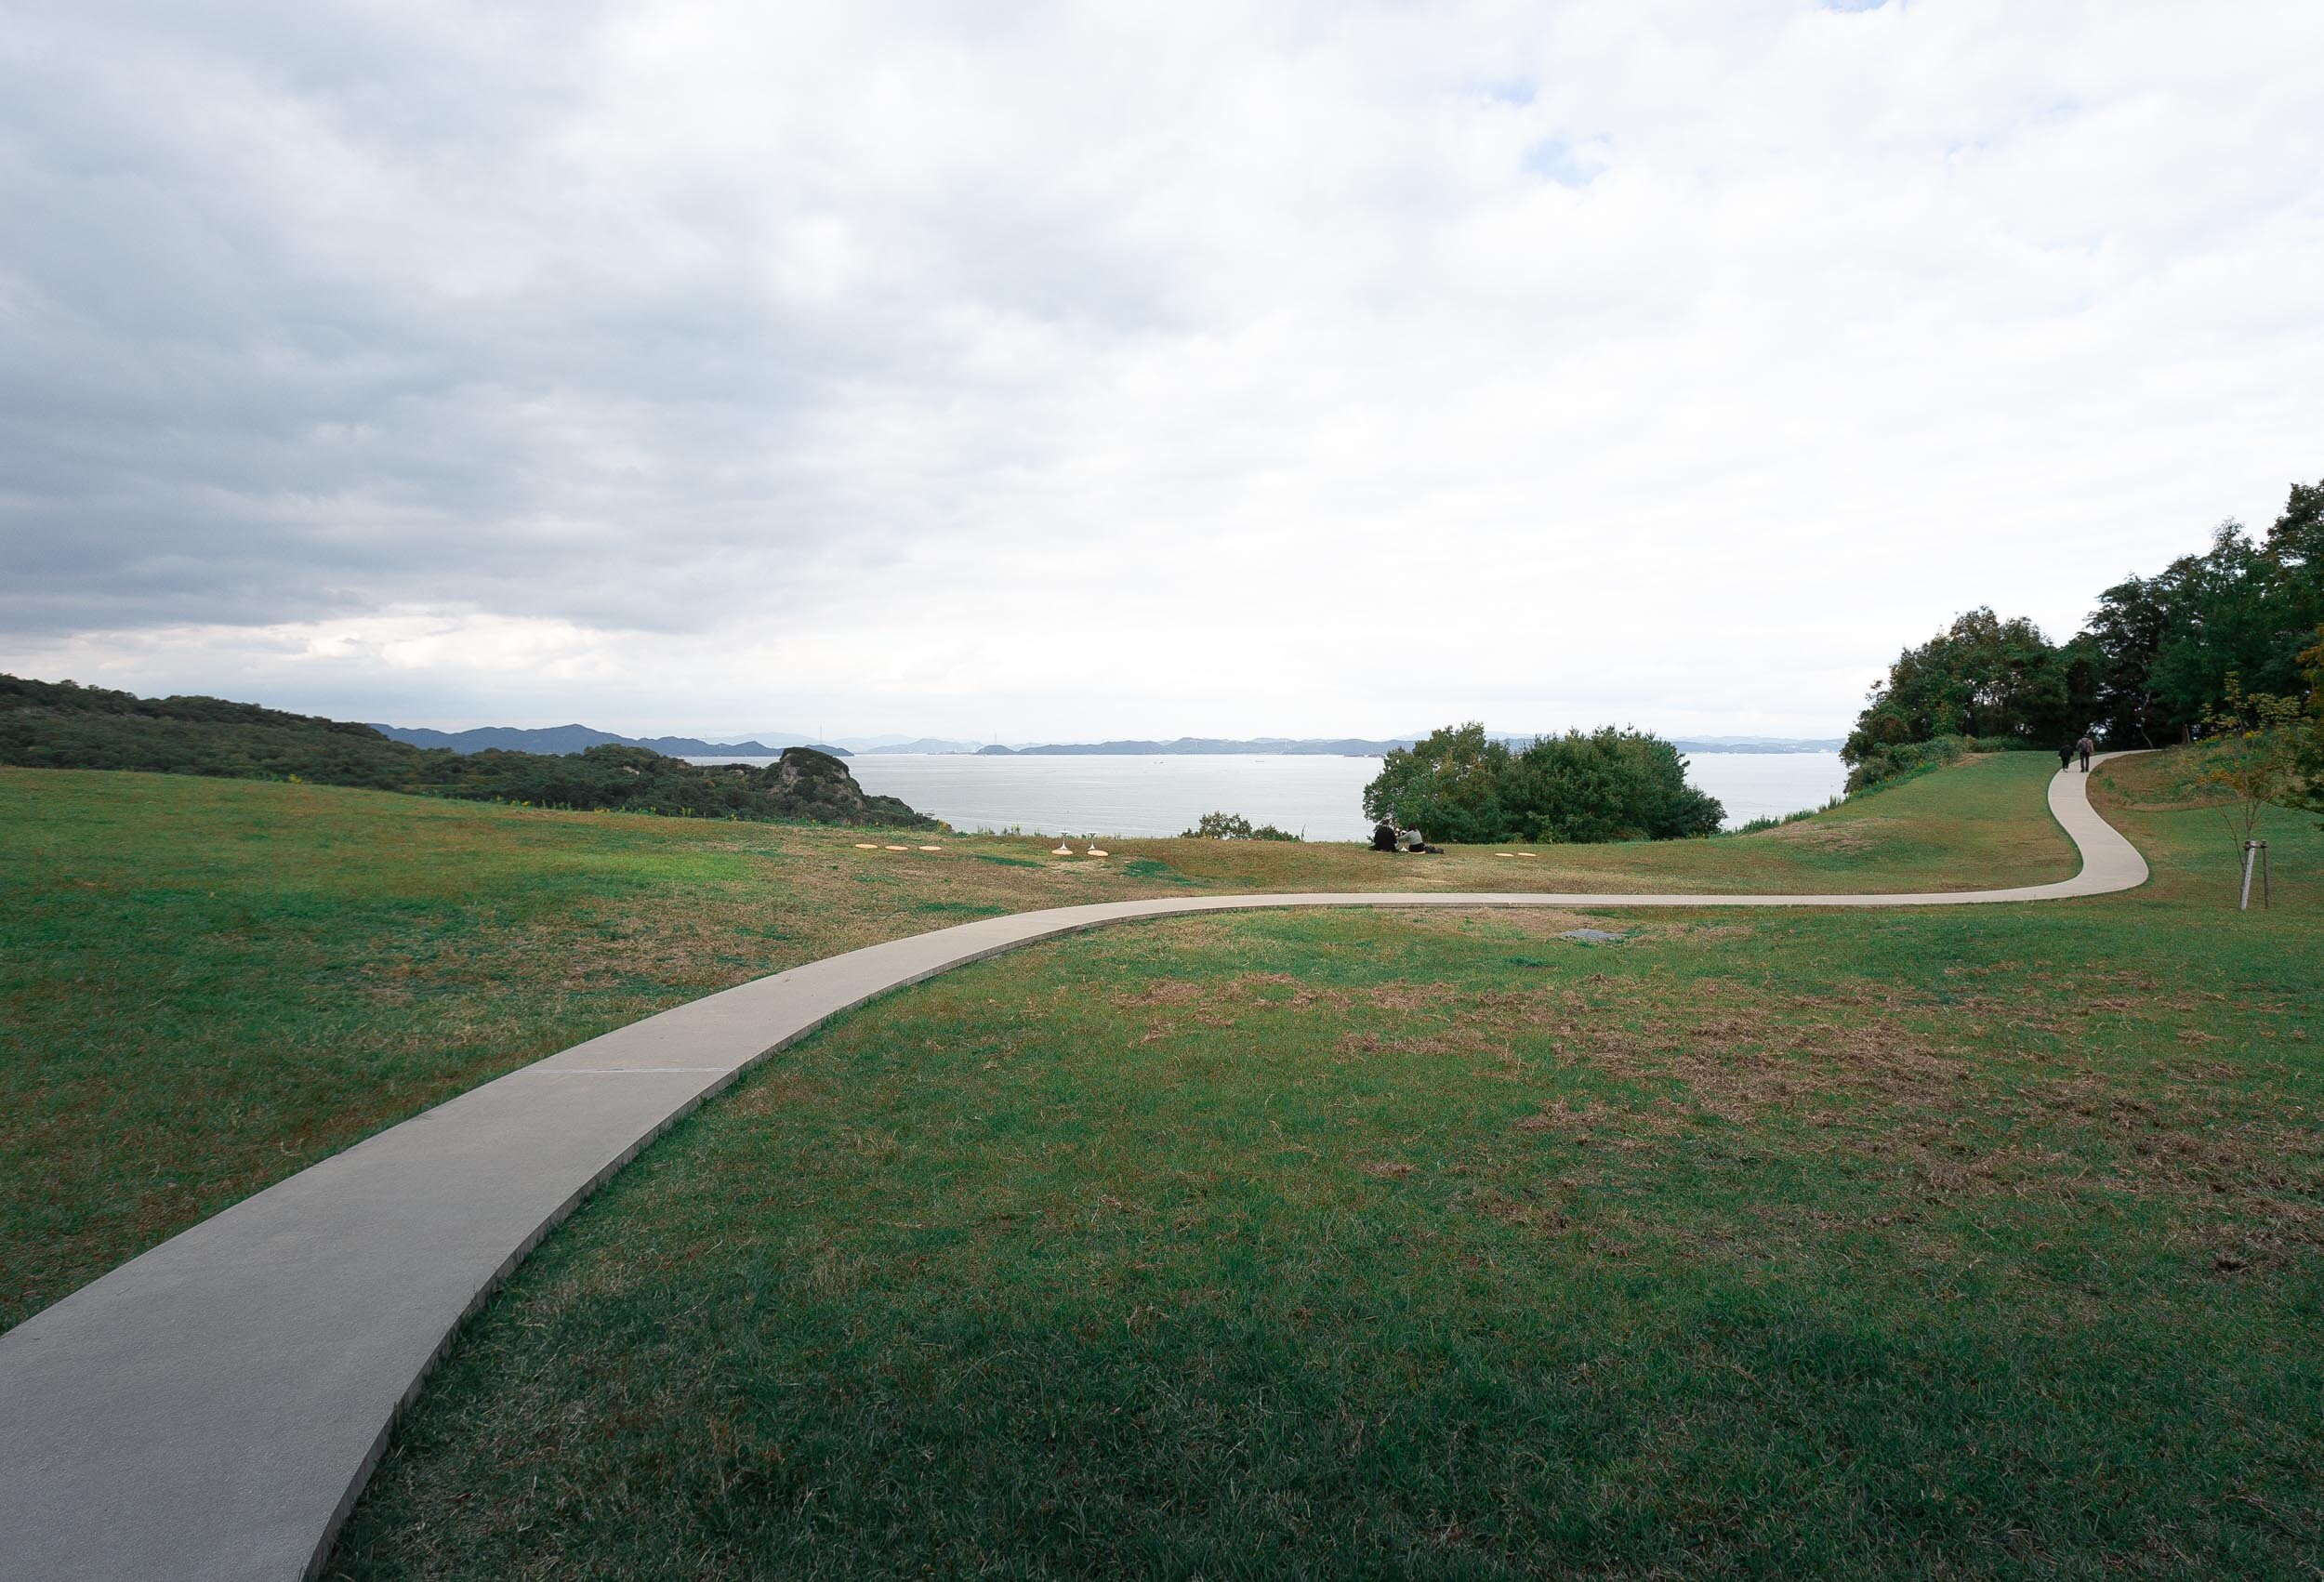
xmin=1843 ymin=473 xmax=2324 ymax=792
xmin=0 ymin=674 xmax=933 ymax=828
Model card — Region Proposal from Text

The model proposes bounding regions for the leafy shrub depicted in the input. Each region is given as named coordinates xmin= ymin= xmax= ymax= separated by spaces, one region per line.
xmin=1362 ymin=722 xmax=1722 ymax=844
xmin=1503 ymin=729 xmax=1723 ymax=842
xmin=1182 ymin=811 xmax=1299 ymax=841
xmin=1847 ymin=734 xmax=1967 ymax=794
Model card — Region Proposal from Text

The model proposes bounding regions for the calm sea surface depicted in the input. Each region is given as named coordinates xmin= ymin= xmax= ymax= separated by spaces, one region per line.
xmin=691 ymin=751 xmax=1849 ymax=841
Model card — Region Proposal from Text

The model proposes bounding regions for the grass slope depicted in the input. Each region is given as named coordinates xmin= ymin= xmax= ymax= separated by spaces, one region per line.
xmin=322 ymin=755 xmax=2324 ymax=1577
xmin=0 ymin=755 xmax=2067 ymax=1329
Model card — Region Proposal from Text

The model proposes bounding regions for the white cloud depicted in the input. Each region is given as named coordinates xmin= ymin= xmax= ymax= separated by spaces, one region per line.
xmin=3 ymin=0 xmax=2319 ymax=737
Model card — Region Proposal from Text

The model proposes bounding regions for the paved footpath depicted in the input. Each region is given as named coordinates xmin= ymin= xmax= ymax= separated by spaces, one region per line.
xmin=0 ymin=758 xmax=2148 ymax=1579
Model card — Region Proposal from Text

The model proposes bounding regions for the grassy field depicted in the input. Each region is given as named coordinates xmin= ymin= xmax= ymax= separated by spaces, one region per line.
xmin=317 ymin=754 xmax=2324 ymax=1578
xmin=0 ymin=755 xmax=2070 ymax=1330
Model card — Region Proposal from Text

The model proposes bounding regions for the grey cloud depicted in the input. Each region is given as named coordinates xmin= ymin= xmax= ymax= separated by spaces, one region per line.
xmin=1 ymin=0 xmax=1195 ymax=639
xmin=2 ymin=2 xmax=2318 ymax=742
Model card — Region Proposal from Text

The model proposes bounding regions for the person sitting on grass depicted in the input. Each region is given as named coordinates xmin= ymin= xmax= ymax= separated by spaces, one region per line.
xmin=1371 ymin=818 xmax=1400 ymax=852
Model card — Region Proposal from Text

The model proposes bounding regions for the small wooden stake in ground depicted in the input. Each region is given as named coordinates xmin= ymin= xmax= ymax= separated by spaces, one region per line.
xmin=2238 ymin=840 xmax=2270 ymax=910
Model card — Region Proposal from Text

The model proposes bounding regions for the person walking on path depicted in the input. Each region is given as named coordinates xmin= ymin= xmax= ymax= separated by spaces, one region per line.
xmin=2057 ymin=741 xmax=2076 ymax=773
xmin=2077 ymin=733 xmax=2096 ymax=771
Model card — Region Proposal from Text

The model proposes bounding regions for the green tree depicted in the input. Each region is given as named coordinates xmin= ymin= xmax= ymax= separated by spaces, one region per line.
xmin=2149 ymin=525 xmax=2275 ymax=727
xmin=1360 ymin=724 xmax=1510 ymax=844
xmin=2260 ymin=482 xmax=2324 ymax=689
xmin=1362 ymin=723 xmax=1720 ymax=844
xmin=1843 ymin=609 xmax=2093 ymax=763
xmin=2085 ymin=570 xmax=2189 ymax=745
xmin=1501 ymin=729 xmax=1723 ymax=843
xmin=1849 ymin=476 xmax=2322 ymax=758
xmin=2198 ymin=675 xmax=2306 ymax=904
xmin=2127 ymin=493 xmax=2324 ymax=735
xmin=2294 ymin=627 xmax=2324 ymax=820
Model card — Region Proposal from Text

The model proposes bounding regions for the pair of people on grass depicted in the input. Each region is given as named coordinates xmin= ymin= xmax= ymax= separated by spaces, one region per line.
xmin=1371 ymin=819 xmax=1440 ymax=854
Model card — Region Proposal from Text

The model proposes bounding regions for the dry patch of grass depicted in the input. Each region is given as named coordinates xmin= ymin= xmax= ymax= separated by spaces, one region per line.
xmin=1372 ymin=905 xmax=1607 ymax=940
xmin=1758 ymin=818 xmax=1881 ymax=853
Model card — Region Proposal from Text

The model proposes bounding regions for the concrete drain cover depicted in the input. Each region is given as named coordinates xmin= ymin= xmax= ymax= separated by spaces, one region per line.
xmin=1557 ymin=928 xmax=1627 ymax=943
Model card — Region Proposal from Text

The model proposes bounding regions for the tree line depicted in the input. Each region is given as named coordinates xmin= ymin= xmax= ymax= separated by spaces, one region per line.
xmin=0 ymin=675 xmax=940 ymax=829
xmin=1844 ymin=476 xmax=2324 ymax=790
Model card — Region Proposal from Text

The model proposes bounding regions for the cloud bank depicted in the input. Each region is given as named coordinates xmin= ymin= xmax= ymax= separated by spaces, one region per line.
xmin=4 ymin=1 xmax=2319 ymax=736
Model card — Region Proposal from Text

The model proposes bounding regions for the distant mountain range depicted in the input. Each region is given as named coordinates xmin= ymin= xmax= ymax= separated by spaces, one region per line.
xmin=976 ymin=734 xmax=1842 ymax=757
xmin=979 ymin=736 xmax=1411 ymax=757
xmin=860 ymin=737 xmax=987 ymax=755
xmin=374 ymin=723 xmax=1844 ymax=759
xmin=373 ymin=723 xmax=851 ymax=758
xmin=1664 ymin=737 xmax=1843 ymax=755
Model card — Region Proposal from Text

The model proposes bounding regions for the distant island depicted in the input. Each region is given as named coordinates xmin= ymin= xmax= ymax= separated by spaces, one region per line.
xmin=1663 ymin=736 xmax=1844 ymax=755
xmin=375 ymin=723 xmax=851 ymax=758
xmin=984 ymin=736 xmax=1408 ymax=756
xmin=861 ymin=737 xmax=988 ymax=755
xmin=965 ymin=734 xmax=1841 ymax=757
xmin=371 ymin=724 xmax=1846 ymax=758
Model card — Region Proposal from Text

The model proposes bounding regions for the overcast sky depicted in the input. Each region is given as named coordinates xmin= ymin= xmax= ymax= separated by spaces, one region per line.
xmin=3 ymin=1 xmax=2318 ymax=741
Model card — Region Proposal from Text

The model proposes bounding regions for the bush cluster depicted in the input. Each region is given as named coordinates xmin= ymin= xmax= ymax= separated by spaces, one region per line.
xmin=1361 ymin=723 xmax=1723 ymax=845
xmin=1181 ymin=811 xmax=1299 ymax=841
xmin=0 ymin=676 xmax=939 ymax=829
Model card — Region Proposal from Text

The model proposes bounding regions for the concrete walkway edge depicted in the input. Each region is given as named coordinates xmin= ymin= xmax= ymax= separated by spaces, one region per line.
xmin=0 ymin=757 xmax=2148 ymax=1580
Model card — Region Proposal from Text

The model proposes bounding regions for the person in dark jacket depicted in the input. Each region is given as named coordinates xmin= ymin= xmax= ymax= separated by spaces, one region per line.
xmin=2077 ymin=734 xmax=2096 ymax=771
xmin=1371 ymin=819 xmax=1399 ymax=852
xmin=2056 ymin=741 xmax=2076 ymax=772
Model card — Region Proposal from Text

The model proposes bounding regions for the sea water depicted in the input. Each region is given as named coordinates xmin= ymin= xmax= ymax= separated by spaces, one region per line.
xmin=688 ymin=751 xmax=1850 ymax=842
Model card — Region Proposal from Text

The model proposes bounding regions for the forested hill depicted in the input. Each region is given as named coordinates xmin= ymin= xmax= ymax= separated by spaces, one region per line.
xmin=1841 ymin=473 xmax=2324 ymax=796
xmin=0 ymin=676 xmax=936 ymax=829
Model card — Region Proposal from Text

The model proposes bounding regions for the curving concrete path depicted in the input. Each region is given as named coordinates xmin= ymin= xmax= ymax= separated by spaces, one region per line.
xmin=0 ymin=758 xmax=2148 ymax=1580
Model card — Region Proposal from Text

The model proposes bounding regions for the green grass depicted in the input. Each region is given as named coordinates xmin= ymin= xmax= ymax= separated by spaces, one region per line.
xmin=322 ymin=756 xmax=2324 ymax=1578
xmin=0 ymin=755 xmax=2072 ymax=1328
